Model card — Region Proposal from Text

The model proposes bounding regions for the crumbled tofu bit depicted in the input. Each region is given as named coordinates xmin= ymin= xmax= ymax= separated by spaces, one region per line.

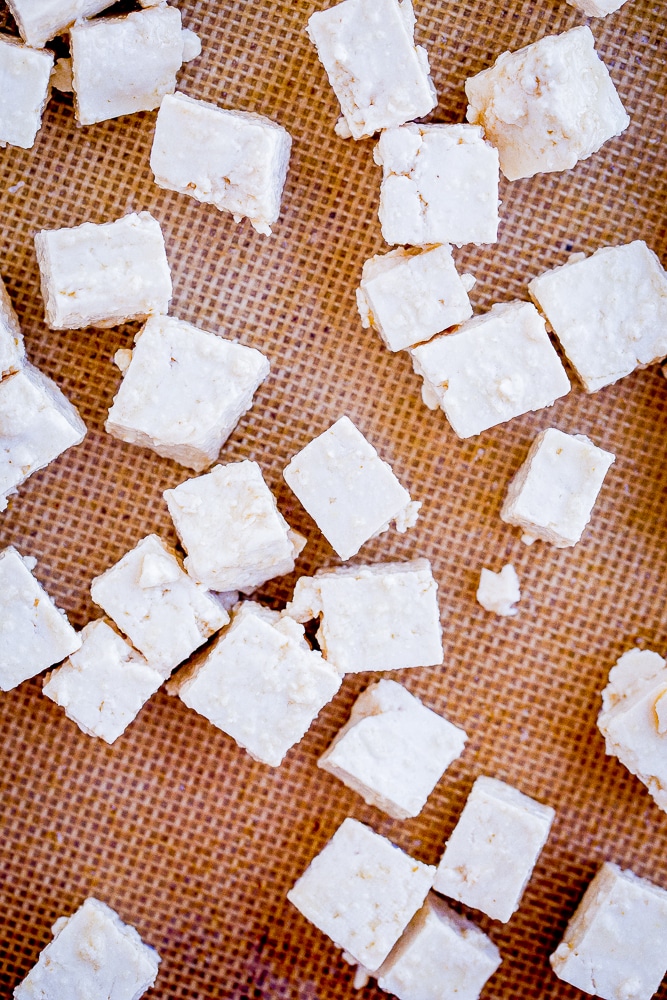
xmin=0 ymin=545 xmax=81 ymax=692
xmin=306 ymin=0 xmax=437 ymax=141
xmin=465 ymin=25 xmax=630 ymax=181
xmin=410 ymin=301 xmax=570 ymax=438
xmin=181 ymin=28 xmax=202 ymax=62
xmin=113 ymin=348 xmax=133 ymax=373
xmin=150 ymin=92 xmax=292 ymax=236
xmin=0 ymin=274 xmax=25 ymax=377
xmin=500 ymin=428 xmax=615 ymax=548
xmin=6 ymin=0 xmax=117 ymax=48
xmin=14 ymin=897 xmax=160 ymax=1000
xmin=105 ymin=315 xmax=270 ymax=473
xmin=0 ymin=36 xmax=53 ymax=150
xmin=34 ymin=212 xmax=172 ymax=331
xmin=550 ymin=863 xmax=667 ymax=1000
xmin=50 ymin=57 xmax=73 ymax=93
xmin=373 ymin=123 xmax=499 ymax=247
xmin=476 ymin=564 xmax=520 ymax=617
xmin=283 ymin=416 xmax=420 ymax=560
xmin=434 ymin=775 xmax=555 ymax=923
xmin=528 ymin=241 xmax=667 ymax=393
xmin=287 ymin=817 xmax=436 ymax=971
xmin=566 ymin=0 xmax=629 ymax=14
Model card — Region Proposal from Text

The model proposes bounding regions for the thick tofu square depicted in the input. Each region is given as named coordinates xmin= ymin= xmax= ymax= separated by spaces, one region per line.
xmin=0 ymin=274 xmax=25 ymax=377
xmin=374 ymin=124 xmax=499 ymax=247
xmin=106 ymin=315 xmax=270 ymax=472
xmin=6 ymin=0 xmax=116 ymax=48
xmin=318 ymin=679 xmax=466 ymax=819
xmin=287 ymin=817 xmax=435 ymax=970
xmin=410 ymin=301 xmax=570 ymax=438
xmin=465 ymin=26 xmax=629 ymax=181
xmin=150 ymin=92 xmax=292 ymax=236
xmin=0 ymin=36 xmax=53 ymax=149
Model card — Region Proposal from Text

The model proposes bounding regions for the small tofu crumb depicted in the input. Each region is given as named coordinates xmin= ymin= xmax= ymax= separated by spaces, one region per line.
xmin=476 ymin=564 xmax=520 ymax=617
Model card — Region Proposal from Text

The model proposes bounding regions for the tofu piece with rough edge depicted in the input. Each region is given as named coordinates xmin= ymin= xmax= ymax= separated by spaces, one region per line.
xmin=476 ymin=564 xmax=520 ymax=616
xmin=550 ymin=863 xmax=667 ymax=1000
xmin=566 ymin=0 xmax=629 ymax=14
xmin=283 ymin=416 xmax=420 ymax=560
xmin=465 ymin=26 xmax=629 ymax=182
xmin=0 ymin=274 xmax=25 ymax=377
xmin=170 ymin=602 xmax=341 ymax=767
xmin=433 ymin=775 xmax=555 ymax=922
xmin=287 ymin=817 xmax=435 ymax=971
xmin=34 ymin=212 xmax=172 ymax=330
xmin=318 ymin=679 xmax=466 ymax=819
xmin=500 ymin=428 xmax=615 ymax=547
xmin=374 ymin=124 xmax=499 ymax=247
xmin=410 ymin=301 xmax=570 ymax=438
xmin=106 ymin=315 xmax=270 ymax=472
xmin=0 ymin=36 xmax=53 ymax=149
xmin=164 ymin=460 xmax=305 ymax=593
xmin=150 ymin=92 xmax=292 ymax=236
xmin=90 ymin=534 xmax=229 ymax=679
xmin=0 ymin=546 xmax=81 ymax=692
xmin=14 ymin=897 xmax=160 ymax=1000
xmin=6 ymin=0 xmax=117 ymax=48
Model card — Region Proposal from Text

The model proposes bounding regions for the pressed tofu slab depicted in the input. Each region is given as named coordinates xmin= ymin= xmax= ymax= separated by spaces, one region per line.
xmin=0 ymin=274 xmax=25 ymax=377
xmin=6 ymin=0 xmax=117 ymax=48
xmin=0 ymin=36 xmax=53 ymax=149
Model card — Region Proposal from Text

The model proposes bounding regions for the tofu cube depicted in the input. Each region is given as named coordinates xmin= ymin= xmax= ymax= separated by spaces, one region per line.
xmin=164 ymin=460 xmax=305 ymax=592
xmin=287 ymin=817 xmax=435 ymax=970
xmin=465 ymin=26 xmax=630 ymax=181
xmin=0 ymin=36 xmax=53 ymax=149
xmin=476 ymin=564 xmax=520 ymax=617
xmin=0 ymin=546 xmax=81 ymax=692
xmin=170 ymin=602 xmax=341 ymax=767
xmin=500 ymin=428 xmax=615 ymax=547
xmin=283 ymin=416 xmax=420 ymax=560
xmin=150 ymin=92 xmax=292 ymax=236
xmin=528 ymin=242 xmax=667 ymax=393
xmin=106 ymin=315 xmax=270 ymax=472
xmin=318 ymin=679 xmax=466 ymax=819
xmin=550 ymin=863 xmax=667 ymax=1000
xmin=410 ymin=301 xmax=570 ymax=438
xmin=35 ymin=212 xmax=172 ymax=330
xmin=433 ymin=775 xmax=555 ymax=922
xmin=14 ymin=897 xmax=160 ymax=1000
xmin=6 ymin=0 xmax=116 ymax=48
xmin=374 ymin=124 xmax=499 ymax=247
xmin=356 ymin=245 xmax=474 ymax=353
xmin=0 ymin=274 xmax=25 ymax=377
xmin=566 ymin=0 xmax=628 ymax=14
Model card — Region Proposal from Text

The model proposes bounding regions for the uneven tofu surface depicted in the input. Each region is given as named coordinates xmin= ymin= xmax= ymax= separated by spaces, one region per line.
xmin=476 ymin=564 xmax=521 ymax=616
xmin=6 ymin=0 xmax=116 ymax=48
xmin=0 ymin=36 xmax=53 ymax=149
xmin=0 ymin=274 xmax=25 ymax=377
xmin=566 ymin=0 xmax=628 ymax=13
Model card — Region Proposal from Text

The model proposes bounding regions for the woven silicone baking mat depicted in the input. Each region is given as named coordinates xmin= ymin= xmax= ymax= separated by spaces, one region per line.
xmin=0 ymin=1 xmax=666 ymax=997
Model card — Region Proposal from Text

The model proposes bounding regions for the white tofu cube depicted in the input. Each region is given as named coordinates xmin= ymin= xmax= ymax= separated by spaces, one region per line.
xmin=306 ymin=0 xmax=436 ymax=141
xmin=0 ymin=36 xmax=53 ymax=149
xmin=318 ymin=679 xmax=466 ymax=819
xmin=6 ymin=0 xmax=116 ymax=48
xmin=35 ymin=212 xmax=172 ymax=330
xmin=476 ymin=564 xmax=520 ymax=616
xmin=164 ymin=460 xmax=305 ymax=592
xmin=0 ymin=546 xmax=81 ymax=692
xmin=0 ymin=274 xmax=25 ymax=377
xmin=150 ymin=92 xmax=292 ymax=236
xmin=283 ymin=416 xmax=420 ymax=560
xmin=550 ymin=863 xmax=667 ymax=1000
xmin=90 ymin=534 xmax=229 ymax=678
xmin=465 ymin=26 xmax=630 ymax=181
xmin=356 ymin=246 xmax=474 ymax=353
xmin=43 ymin=618 xmax=163 ymax=744
xmin=170 ymin=602 xmax=341 ymax=767
xmin=287 ymin=817 xmax=435 ymax=971
xmin=566 ymin=0 xmax=628 ymax=14
xmin=285 ymin=559 xmax=442 ymax=674
xmin=106 ymin=315 xmax=270 ymax=472
xmin=0 ymin=365 xmax=87 ymax=512
xmin=433 ymin=775 xmax=555 ymax=922
xmin=14 ymin=897 xmax=160 ymax=1000
xmin=374 ymin=124 xmax=499 ymax=247
xmin=528 ymin=242 xmax=667 ymax=393
xmin=410 ymin=301 xmax=570 ymax=438
xmin=500 ymin=428 xmax=615 ymax=547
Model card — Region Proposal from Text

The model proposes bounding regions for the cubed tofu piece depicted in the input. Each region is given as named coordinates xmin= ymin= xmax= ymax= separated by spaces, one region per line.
xmin=90 ymin=534 xmax=229 ymax=678
xmin=164 ymin=460 xmax=305 ymax=592
xmin=285 ymin=559 xmax=442 ymax=674
xmin=6 ymin=0 xmax=116 ymax=48
xmin=566 ymin=0 xmax=629 ymax=14
xmin=410 ymin=301 xmax=570 ymax=438
xmin=528 ymin=242 xmax=667 ymax=393
xmin=465 ymin=26 xmax=629 ymax=181
xmin=500 ymin=428 xmax=615 ymax=547
xmin=550 ymin=863 xmax=667 ymax=1000
xmin=433 ymin=775 xmax=555 ymax=922
xmin=0 ymin=36 xmax=53 ymax=149
xmin=287 ymin=817 xmax=435 ymax=971
xmin=35 ymin=212 xmax=172 ymax=330
xmin=374 ymin=124 xmax=499 ymax=247
xmin=0 ymin=274 xmax=25 ymax=377
xmin=150 ymin=92 xmax=292 ymax=236
xmin=106 ymin=315 xmax=270 ymax=472
xmin=318 ymin=679 xmax=466 ymax=819
xmin=283 ymin=416 xmax=419 ymax=560
xmin=0 ymin=546 xmax=81 ymax=692
xmin=476 ymin=564 xmax=520 ymax=617
xmin=14 ymin=897 xmax=160 ymax=1000
xmin=170 ymin=602 xmax=341 ymax=767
